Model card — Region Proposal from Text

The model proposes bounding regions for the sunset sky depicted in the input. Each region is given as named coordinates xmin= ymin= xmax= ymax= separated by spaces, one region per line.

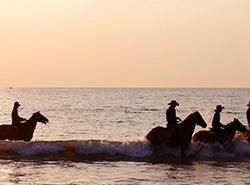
xmin=0 ymin=1 xmax=249 ymax=88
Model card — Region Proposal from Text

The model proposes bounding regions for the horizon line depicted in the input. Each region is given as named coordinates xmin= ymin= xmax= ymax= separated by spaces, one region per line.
xmin=2 ymin=86 xmax=250 ymax=89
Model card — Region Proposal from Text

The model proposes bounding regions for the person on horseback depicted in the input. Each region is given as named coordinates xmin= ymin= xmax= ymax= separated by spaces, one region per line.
xmin=247 ymin=101 xmax=250 ymax=127
xmin=166 ymin=100 xmax=182 ymax=143
xmin=212 ymin=105 xmax=225 ymax=138
xmin=12 ymin=102 xmax=27 ymax=134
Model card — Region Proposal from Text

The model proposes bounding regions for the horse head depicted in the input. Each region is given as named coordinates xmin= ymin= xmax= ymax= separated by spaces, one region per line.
xmin=232 ymin=118 xmax=247 ymax=133
xmin=193 ymin=111 xmax=207 ymax=128
xmin=179 ymin=111 xmax=207 ymax=132
xmin=33 ymin=111 xmax=49 ymax=124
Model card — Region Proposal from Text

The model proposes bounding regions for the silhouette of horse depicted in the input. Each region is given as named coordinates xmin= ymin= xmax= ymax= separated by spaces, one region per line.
xmin=192 ymin=118 xmax=247 ymax=144
xmin=0 ymin=111 xmax=49 ymax=141
xmin=146 ymin=111 xmax=207 ymax=156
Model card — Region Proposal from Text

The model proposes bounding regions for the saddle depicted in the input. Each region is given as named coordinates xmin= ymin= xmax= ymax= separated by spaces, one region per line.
xmin=209 ymin=128 xmax=226 ymax=143
xmin=162 ymin=129 xmax=170 ymax=139
xmin=209 ymin=128 xmax=217 ymax=135
xmin=162 ymin=127 xmax=181 ymax=139
xmin=11 ymin=125 xmax=21 ymax=135
xmin=11 ymin=125 xmax=26 ymax=137
xmin=11 ymin=125 xmax=19 ymax=129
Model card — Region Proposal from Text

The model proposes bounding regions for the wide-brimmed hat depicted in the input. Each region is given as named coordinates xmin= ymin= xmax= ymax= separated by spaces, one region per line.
xmin=215 ymin=105 xmax=224 ymax=111
xmin=14 ymin=102 xmax=20 ymax=107
xmin=247 ymin=101 xmax=250 ymax=106
xmin=168 ymin=100 xmax=179 ymax=106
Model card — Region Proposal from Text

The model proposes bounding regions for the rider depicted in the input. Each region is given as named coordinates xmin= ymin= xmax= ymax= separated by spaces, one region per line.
xmin=247 ymin=101 xmax=250 ymax=127
xmin=12 ymin=102 xmax=27 ymax=133
xmin=212 ymin=105 xmax=225 ymax=138
xmin=166 ymin=100 xmax=182 ymax=143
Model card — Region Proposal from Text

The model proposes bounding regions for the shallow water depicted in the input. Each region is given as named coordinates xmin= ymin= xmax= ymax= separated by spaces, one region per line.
xmin=0 ymin=88 xmax=250 ymax=184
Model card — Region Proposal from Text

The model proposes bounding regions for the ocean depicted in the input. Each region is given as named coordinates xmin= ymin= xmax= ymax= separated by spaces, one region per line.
xmin=0 ymin=88 xmax=250 ymax=184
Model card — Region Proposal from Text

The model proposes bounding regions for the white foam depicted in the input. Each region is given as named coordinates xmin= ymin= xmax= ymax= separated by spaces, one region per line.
xmin=73 ymin=139 xmax=153 ymax=157
xmin=1 ymin=139 xmax=250 ymax=158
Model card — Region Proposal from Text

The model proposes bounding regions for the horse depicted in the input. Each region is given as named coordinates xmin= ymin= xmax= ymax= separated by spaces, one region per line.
xmin=192 ymin=118 xmax=247 ymax=144
xmin=145 ymin=111 xmax=207 ymax=156
xmin=0 ymin=111 xmax=49 ymax=141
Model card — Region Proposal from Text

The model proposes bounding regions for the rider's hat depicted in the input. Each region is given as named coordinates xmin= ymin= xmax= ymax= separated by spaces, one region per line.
xmin=168 ymin=100 xmax=179 ymax=106
xmin=14 ymin=102 xmax=20 ymax=107
xmin=247 ymin=101 xmax=250 ymax=106
xmin=215 ymin=105 xmax=224 ymax=111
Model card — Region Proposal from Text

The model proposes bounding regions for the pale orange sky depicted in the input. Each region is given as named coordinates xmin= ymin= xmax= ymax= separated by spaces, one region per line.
xmin=0 ymin=0 xmax=249 ymax=88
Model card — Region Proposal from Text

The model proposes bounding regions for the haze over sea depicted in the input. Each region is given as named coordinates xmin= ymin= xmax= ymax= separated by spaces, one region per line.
xmin=0 ymin=88 xmax=250 ymax=184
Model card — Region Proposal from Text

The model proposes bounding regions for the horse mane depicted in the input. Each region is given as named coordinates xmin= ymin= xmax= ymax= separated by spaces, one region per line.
xmin=225 ymin=118 xmax=246 ymax=132
xmin=225 ymin=121 xmax=234 ymax=129
xmin=179 ymin=111 xmax=198 ymax=126
xmin=23 ymin=111 xmax=40 ymax=124
xmin=33 ymin=111 xmax=40 ymax=115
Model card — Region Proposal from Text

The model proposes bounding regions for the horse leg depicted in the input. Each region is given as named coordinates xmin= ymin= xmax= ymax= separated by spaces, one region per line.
xmin=180 ymin=146 xmax=185 ymax=156
xmin=180 ymin=142 xmax=189 ymax=157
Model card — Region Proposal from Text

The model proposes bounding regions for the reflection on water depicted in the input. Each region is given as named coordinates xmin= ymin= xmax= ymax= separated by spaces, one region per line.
xmin=146 ymin=156 xmax=250 ymax=184
xmin=1 ymin=155 xmax=250 ymax=184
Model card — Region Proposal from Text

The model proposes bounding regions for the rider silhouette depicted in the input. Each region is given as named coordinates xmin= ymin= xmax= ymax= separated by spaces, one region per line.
xmin=247 ymin=101 xmax=250 ymax=127
xmin=212 ymin=105 xmax=225 ymax=138
xmin=166 ymin=100 xmax=181 ymax=143
xmin=12 ymin=102 xmax=27 ymax=131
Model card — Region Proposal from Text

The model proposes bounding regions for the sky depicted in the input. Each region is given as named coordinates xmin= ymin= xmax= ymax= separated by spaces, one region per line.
xmin=0 ymin=0 xmax=249 ymax=88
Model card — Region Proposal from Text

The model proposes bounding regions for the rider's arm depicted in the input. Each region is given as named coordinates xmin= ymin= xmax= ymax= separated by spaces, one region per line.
xmin=219 ymin=122 xmax=225 ymax=128
xmin=18 ymin=116 xmax=27 ymax=122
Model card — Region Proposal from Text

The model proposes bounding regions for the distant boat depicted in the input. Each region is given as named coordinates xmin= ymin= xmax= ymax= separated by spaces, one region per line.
xmin=9 ymin=87 xmax=13 ymax=89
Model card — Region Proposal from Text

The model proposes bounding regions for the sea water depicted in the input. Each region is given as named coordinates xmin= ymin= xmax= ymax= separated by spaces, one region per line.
xmin=0 ymin=88 xmax=250 ymax=184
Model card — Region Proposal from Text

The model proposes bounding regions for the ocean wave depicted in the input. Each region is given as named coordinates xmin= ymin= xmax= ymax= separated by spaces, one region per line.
xmin=0 ymin=140 xmax=154 ymax=159
xmin=1 ymin=137 xmax=250 ymax=161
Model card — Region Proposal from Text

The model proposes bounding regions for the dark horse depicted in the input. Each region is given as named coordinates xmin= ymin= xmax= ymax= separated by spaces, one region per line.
xmin=0 ymin=111 xmax=49 ymax=141
xmin=146 ymin=111 xmax=207 ymax=156
xmin=192 ymin=118 xmax=247 ymax=144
